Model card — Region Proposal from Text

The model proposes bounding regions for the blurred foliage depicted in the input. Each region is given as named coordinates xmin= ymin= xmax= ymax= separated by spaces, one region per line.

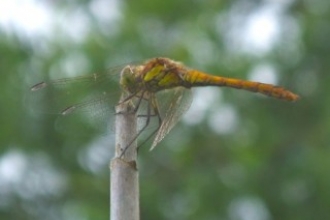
xmin=0 ymin=0 xmax=329 ymax=219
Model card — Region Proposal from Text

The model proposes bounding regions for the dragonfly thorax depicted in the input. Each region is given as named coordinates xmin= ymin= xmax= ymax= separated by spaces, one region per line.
xmin=136 ymin=57 xmax=191 ymax=92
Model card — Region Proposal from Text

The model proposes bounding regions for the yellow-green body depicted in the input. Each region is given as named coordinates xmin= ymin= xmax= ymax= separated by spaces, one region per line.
xmin=120 ymin=57 xmax=299 ymax=101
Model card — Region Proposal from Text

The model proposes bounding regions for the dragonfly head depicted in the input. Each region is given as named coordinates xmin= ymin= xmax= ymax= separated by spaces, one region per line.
xmin=120 ymin=65 xmax=143 ymax=94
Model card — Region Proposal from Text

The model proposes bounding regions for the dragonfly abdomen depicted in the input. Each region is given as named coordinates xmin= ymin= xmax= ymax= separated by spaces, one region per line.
xmin=185 ymin=70 xmax=299 ymax=101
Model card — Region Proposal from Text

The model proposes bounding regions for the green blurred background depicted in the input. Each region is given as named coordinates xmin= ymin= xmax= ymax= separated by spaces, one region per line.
xmin=0 ymin=0 xmax=328 ymax=219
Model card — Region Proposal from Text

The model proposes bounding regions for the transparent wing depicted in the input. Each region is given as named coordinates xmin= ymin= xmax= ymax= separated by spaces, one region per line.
xmin=150 ymin=87 xmax=193 ymax=150
xmin=28 ymin=66 xmax=126 ymax=135
xmin=29 ymin=66 xmax=125 ymax=113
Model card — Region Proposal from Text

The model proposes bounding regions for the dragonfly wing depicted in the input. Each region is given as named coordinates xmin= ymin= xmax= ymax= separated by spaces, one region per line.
xmin=28 ymin=66 xmax=124 ymax=114
xmin=54 ymin=94 xmax=116 ymax=135
xmin=150 ymin=87 xmax=193 ymax=150
xmin=28 ymin=66 xmax=125 ymax=135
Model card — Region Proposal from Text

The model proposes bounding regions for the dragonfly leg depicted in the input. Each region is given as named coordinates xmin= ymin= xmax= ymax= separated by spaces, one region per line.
xmin=131 ymin=91 xmax=146 ymax=113
xmin=119 ymin=96 xmax=162 ymax=158
xmin=136 ymin=103 xmax=162 ymax=152
xmin=119 ymin=95 xmax=153 ymax=158
xmin=115 ymin=91 xmax=145 ymax=115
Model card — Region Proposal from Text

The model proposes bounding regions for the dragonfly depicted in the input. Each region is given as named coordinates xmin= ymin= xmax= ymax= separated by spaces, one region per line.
xmin=31 ymin=57 xmax=299 ymax=154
